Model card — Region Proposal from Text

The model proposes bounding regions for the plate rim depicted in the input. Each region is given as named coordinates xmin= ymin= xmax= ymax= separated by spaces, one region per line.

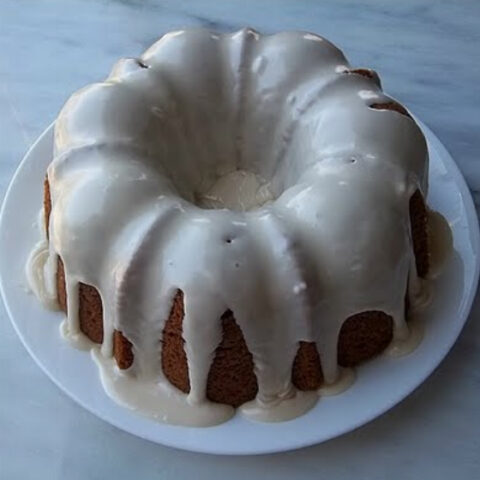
xmin=1 ymin=121 xmax=479 ymax=455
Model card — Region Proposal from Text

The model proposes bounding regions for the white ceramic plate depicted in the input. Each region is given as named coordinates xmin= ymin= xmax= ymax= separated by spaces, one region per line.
xmin=1 ymin=123 xmax=478 ymax=455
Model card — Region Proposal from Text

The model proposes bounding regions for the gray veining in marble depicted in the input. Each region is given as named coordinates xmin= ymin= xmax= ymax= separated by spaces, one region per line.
xmin=1 ymin=1 xmax=479 ymax=478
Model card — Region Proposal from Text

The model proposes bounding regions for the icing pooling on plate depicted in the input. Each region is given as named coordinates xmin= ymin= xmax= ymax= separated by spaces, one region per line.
xmin=27 ymin=28 xmax=433 ymax=426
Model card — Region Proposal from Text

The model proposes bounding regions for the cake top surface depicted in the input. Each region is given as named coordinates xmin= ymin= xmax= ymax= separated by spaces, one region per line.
xmin=54 ymin=28 xmax=427 ymax=212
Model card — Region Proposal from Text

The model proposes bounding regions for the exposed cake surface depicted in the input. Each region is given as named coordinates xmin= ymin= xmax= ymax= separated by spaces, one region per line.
xmin=27 ymin=28 xmax=433 ymax=426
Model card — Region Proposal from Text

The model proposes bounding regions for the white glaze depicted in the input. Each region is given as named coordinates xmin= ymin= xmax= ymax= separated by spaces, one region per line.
xmin=385 ymin=319 xmax=424 ymax=358
xmin=92 ymin=350 xmax=234 ymax=427
xmin=27 ymin=28 xmax=433 ymax=426
xmin=427 ymin=210 xmax=454 ymax=278
xmin=198 ymin=170 xmax=274 ymax=211
xmin=26 ymin=239 xmax=58 ymax=310
xmin=383 ymin=209 xmax=453 ymax=358
xmin=239 ymin=389 xmax=318 ymax=423
xmin=26 ymin=210 xmax=58 ymax=309
xmin=318 ymin=368 xmax=355 ymax=396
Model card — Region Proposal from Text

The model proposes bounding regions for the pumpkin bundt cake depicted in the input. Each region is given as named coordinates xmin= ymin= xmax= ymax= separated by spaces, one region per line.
xmin=28 ymin=29 xmax=430 ymax=426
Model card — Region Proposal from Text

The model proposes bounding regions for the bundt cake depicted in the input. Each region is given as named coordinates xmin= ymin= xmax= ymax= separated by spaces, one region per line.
xmin=28 ymin=28 xmax=431 ymax=426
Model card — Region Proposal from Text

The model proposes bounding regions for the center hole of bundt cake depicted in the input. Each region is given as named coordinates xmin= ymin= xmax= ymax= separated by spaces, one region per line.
xmin=194 ymin=169 xmax=275 ymax=212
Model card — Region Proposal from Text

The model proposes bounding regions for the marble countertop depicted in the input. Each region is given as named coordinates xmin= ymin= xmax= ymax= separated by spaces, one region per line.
xmin=1 ymin=1 xmax=479 ymax=478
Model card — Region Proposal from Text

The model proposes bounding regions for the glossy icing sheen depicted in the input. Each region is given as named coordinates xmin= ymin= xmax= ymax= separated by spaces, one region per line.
xmin=28 ymin=29 xmax=430 ymax=426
